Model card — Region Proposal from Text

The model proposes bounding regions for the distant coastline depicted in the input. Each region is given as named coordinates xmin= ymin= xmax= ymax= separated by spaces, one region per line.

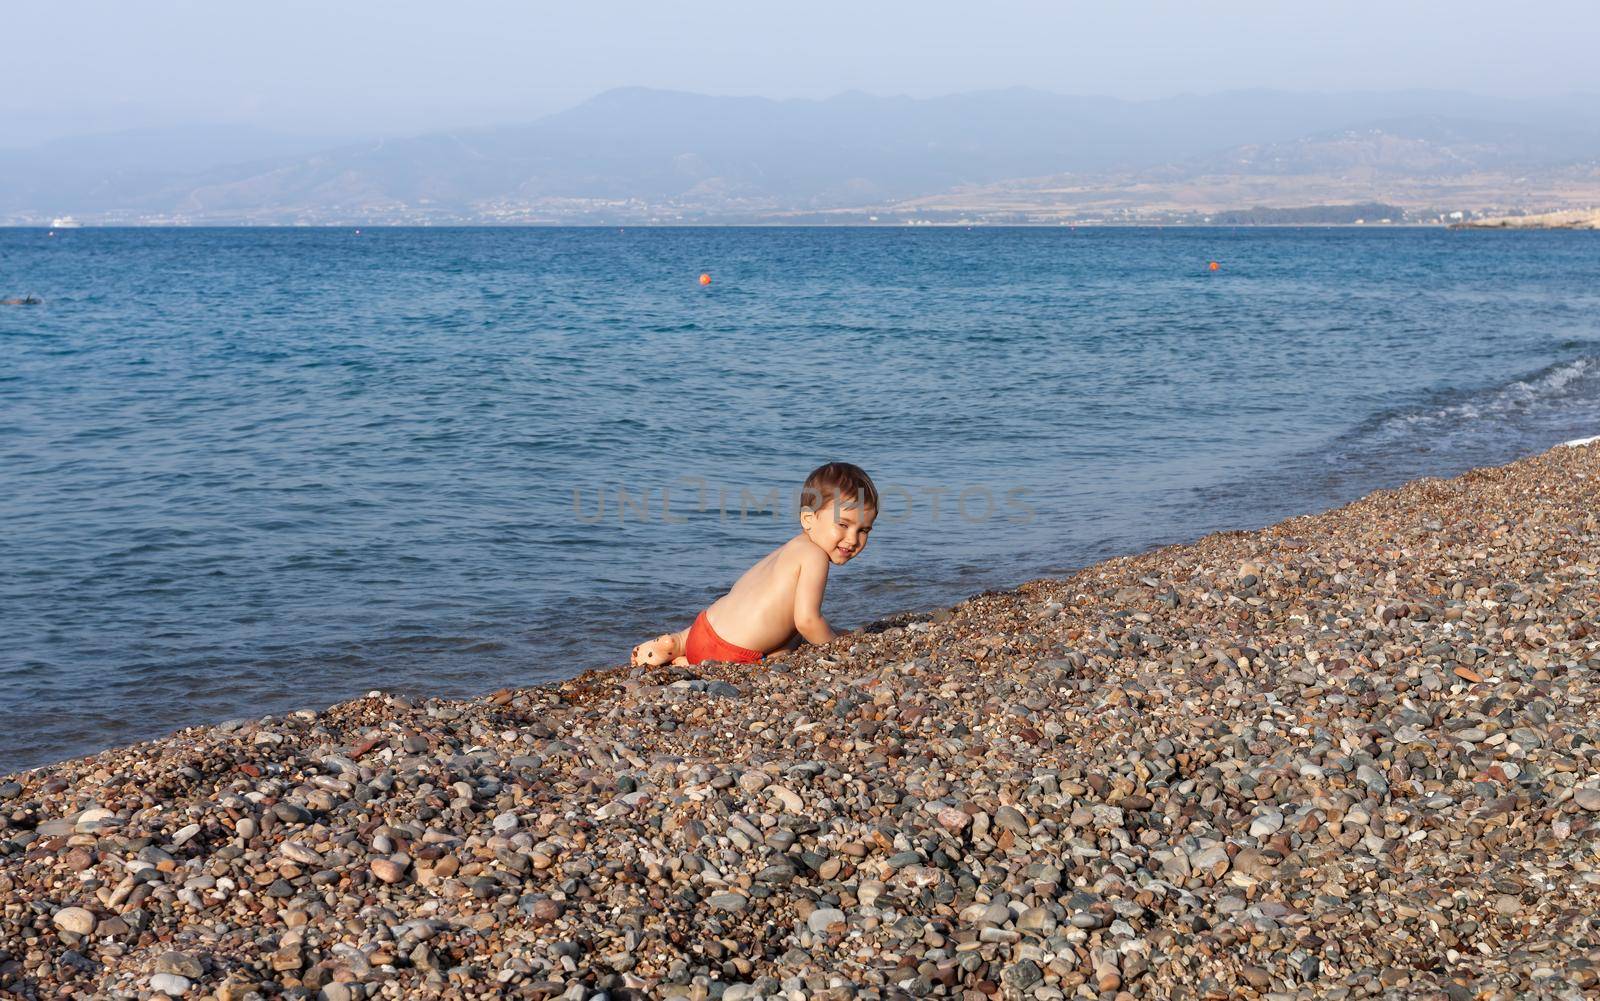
xmin=11 ymin=197 xmax=1595 ymax=230
xmin=4 ymin=219 xmax=1566 ymax=230
xmin=1454 ymin=208 xmax=1600 ymax=231
xmin=9 ymin=88 xmax=1600 ymax=228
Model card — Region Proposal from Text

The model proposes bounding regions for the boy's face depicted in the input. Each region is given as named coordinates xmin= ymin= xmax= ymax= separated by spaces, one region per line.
xmin=801 ymin=498 xmax=876 ymax=565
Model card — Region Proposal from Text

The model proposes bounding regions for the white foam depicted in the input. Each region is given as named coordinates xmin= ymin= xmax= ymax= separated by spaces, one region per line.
xmin=1375 ymin=358 xmax=1595 ymax=438
xmin=1560 ymin=434 xmax=1600 ymax=447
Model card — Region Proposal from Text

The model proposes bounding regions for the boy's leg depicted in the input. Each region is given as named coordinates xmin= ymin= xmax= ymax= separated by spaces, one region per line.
xmin=631 ymin=628 xmax=691 ymax=667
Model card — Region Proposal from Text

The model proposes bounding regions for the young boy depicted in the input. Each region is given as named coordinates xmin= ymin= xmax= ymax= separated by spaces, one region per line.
xmin=631 ymin=462 xmax=878 ymax=667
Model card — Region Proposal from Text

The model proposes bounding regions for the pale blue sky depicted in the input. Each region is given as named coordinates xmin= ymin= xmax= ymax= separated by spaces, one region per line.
xmin=7 ymin=0 xmax=1598 ymax=145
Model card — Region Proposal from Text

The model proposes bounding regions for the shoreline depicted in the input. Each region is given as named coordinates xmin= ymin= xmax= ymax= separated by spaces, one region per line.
xmin=3 ymin=442 xmax=1599 ymax=999
xmin=0 ymin=220 xmax=1487 ymax=228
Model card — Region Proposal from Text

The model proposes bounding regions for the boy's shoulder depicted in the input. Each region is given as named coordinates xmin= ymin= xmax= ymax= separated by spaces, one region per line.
xmin=776 ymin=534 xmax=829 ymax=569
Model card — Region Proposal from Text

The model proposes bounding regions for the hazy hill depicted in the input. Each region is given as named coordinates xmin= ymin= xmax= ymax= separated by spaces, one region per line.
xmin=3 ymin=88 xmax=1597 ymax=224
xmin=0 ymin=126 xmax=362 ymax=218
xmin=891 ymin=118 xmax=1600 ymax=223
xmin=1163 ymin=116 xmax=1600 ymax=177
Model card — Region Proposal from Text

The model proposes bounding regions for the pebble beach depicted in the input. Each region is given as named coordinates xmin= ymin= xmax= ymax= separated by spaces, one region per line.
xmin=4 ymin=442 xmax=1600 ymax=1001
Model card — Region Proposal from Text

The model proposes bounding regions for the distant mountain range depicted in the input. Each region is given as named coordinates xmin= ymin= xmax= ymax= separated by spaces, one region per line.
xmin=4 ymin=88 xmax=1598 ymax=225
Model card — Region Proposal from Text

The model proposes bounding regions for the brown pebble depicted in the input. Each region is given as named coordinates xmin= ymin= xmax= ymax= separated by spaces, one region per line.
xmin=370 ymin=859 xmax=409 ymax=884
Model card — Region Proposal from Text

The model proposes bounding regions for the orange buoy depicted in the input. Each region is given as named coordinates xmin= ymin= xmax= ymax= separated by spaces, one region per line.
xmin=698 ymin=273 xmax=712 ymax=286
xmin=1208 ymin=261 xmax=1221 ymax=271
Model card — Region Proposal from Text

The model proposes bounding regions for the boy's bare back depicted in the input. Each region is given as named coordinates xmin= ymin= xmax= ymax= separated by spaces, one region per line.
xmin=706 ymin=534 xmax=836 ymax=654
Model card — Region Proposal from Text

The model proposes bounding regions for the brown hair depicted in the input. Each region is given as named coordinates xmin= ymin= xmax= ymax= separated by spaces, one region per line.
xmin=799 ymin=461 xmax=879 ymax=515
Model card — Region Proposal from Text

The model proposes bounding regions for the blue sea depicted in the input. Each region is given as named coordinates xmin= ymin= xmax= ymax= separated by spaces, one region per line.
xmin=3 ymin=227 xmax=1599 ymax=771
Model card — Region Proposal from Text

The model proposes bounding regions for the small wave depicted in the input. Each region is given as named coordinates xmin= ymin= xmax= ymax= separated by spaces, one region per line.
xmin=1188 ymin=354 xmax=1600 ymax=532
xmin=1354 ymin=355 xmax=1599 ymax=444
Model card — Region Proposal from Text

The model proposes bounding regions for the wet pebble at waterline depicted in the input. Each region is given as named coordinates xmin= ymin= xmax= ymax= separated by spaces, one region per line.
xmin=2 ymin=443 xmax=1599 ymax=999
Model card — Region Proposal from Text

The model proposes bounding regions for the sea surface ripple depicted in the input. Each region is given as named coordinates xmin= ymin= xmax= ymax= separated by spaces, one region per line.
xmin=2 ymin=227 xmax=1598 ymax=770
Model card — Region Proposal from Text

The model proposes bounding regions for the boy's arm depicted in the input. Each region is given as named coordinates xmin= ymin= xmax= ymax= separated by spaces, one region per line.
xmin=792 ymin=550 xmax=836 ymax=645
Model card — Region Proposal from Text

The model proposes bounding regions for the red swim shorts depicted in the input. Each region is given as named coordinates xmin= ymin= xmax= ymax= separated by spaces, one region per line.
xmin=684 ymin=610 xmax=764 ymax=665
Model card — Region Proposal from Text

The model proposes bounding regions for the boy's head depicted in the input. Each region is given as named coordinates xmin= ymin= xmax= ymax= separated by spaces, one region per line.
xmin=798 ymin=462 xmax=878 ymax=565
